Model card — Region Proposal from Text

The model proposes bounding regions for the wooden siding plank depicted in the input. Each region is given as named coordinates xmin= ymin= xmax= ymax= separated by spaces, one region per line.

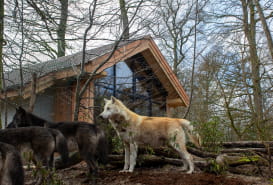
xmin=54 ymin=87 xmax=72 ymax=122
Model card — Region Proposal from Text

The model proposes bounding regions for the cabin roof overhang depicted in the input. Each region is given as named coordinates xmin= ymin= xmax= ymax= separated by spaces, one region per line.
xmin=1 ymin=36 xmax=189 ymax=107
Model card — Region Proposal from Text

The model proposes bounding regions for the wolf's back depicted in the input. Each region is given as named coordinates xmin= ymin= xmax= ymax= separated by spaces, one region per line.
xmin=0 ymin=127 xmax=52 ymax=145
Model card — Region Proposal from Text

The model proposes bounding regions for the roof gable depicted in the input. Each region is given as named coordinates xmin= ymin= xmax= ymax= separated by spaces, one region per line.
xmin=2 ymin=36 xmax=189 ymax=107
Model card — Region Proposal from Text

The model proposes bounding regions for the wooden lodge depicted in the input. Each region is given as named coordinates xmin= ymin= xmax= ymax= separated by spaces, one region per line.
xmin=0 ymin=36 xmax=189 ymax=126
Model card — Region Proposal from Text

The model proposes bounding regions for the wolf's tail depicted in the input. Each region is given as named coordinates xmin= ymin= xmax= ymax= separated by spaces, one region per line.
xmin=180 ymin=119 xmax=202 ymax=148
xmin=49 ymin=129 xmax=69 ymax=164
xmin=96 ymin=129 xmax=108 ymax=164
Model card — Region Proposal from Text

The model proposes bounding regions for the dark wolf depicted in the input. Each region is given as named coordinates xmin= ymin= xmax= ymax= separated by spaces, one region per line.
xmin=0 ymin=127 xmax=68 ymax=168
xmin=8 ymin=107 xmax=108 ymax=176
xmin=0 ymin=142 xmax=24 ymax=185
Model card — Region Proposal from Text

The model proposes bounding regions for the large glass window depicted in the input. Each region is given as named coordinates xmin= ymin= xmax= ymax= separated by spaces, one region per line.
xmin=95 ymin=55 xmax=167 ymax=117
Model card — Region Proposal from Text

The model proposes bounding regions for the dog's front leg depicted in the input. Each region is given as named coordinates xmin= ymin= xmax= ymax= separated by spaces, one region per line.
xmin=128 ymin=142 xmax=138 ymax=172
xmin=120 ymin=142 xmax=130 ymax=172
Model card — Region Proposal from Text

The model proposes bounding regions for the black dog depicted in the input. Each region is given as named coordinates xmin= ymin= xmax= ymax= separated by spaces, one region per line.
xmin=0 ymin=142 xmax=24 ymax=185
xmin=8 ymin=107 xmax=108 ymax=176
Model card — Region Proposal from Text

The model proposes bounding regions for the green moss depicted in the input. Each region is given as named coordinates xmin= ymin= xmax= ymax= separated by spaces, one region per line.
xmin=237 ymin=156 xmax=260 ymax=163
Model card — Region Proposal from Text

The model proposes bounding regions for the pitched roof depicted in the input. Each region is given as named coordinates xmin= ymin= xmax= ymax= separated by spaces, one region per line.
xmin=4 ymin=40 xmax=130 ymax=89
xmin=2 ymin=36 xmax=189 ymax=107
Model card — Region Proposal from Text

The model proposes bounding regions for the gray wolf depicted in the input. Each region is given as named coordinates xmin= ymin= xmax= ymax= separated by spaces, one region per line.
xmin=0 ymin=142 xmax=24 ymax=185
xmin=0 ymin=127 xmax=68 ymax=168
xmin=8 ymin=107 xmax=108 ymax=176
xmin=100 ymin=96 xmax=201 ymax=173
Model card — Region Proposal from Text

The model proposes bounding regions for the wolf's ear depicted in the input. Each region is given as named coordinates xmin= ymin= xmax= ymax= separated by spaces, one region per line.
xmin=17 ymin=106 xmax=22 ymax=111
xmin=104 ymin=98 xmax=109 ymax=102
xmin=17 ymin=106 xmax=26 ymax=113
xmin=111 ymin=96 xmax=117 ymax=103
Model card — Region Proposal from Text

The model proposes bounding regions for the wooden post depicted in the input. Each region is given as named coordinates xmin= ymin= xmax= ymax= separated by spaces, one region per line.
xmin=166 ymin=103 xmax=172 ymax=117
xmin=28 ymin=73 xmax=37 ymax=113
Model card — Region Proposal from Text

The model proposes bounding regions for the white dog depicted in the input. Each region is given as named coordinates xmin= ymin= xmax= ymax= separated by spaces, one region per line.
xmin=100 ymin=96 xmax=201 ymax=173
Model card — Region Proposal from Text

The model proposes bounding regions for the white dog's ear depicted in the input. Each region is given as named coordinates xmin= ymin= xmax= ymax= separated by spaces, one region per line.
xmin=104 ymin=98 xmax=109 ymax=102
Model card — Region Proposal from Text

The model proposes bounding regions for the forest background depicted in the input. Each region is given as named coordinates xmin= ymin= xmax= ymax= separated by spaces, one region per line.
xmin=0 ymin=0 xmax=272 ymax=144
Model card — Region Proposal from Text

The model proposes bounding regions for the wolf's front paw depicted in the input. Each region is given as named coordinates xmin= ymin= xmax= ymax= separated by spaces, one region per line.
xmin=128 ymin=168 xmax=134 ymax=173
xmin=119 ymin=169 xmax=130 ymax=173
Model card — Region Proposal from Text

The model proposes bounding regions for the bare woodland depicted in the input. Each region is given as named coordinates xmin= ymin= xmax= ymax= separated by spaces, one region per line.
xmin=0 ymin=0 xmax=273 ymax=184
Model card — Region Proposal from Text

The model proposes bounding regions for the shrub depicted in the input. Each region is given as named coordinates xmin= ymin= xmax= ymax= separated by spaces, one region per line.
xmin=196 ymin=116 xmax=225 ymax=153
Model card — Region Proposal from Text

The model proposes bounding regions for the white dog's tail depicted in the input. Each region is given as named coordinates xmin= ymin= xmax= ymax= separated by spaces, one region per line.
xmin=180 ymin=119 xmax=202 ymax=148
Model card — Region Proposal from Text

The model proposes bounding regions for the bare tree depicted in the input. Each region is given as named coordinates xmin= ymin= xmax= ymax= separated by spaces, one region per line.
xmin=144 ymin=0 xmax=208 ymax=76
xmin=240 ymin=0 xmax=264 ymax=137
xmin=26 ymin=0 xmax=68 ymax=57
xmin=193 ymin=0 xmax=273 ymax=140
xmin=73 ymin=0 xmax=144 ymax=121
xmin=0 ymin=0 xmax=4 ymax=128
xmin=73 ymin=0 xmax=98 ymax=121
xmin=253 ymin=0 xmax=273 ymax=60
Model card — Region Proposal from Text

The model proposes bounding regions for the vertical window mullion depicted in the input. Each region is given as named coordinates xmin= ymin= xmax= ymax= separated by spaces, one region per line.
xmin=132 ymin=60 xmax=136 ymax=102
xmin=113 ymin=64 xmax=116 ymax=97
xmin=148 ymin=82 xmax=152 ymax=116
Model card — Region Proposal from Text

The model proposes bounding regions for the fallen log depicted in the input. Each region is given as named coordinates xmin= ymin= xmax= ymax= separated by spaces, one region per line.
xmin=217 ymin=141 xmax=273 ymax=148
xmin=216 ymin=154 xmax=267 ymax=167
xmin=54 ymin=142 xmax=271 ymax=174
xmin=110 ymin=153 xmax=265 ymax=166
xmin=54 ymin=150 xmax=268 ymax=177
xmin=54 ymin=148 xmax=203 ymax=170
xmin=138 ymin=146 xmax=217 ymax=159
xmin=55 ymin=152 xmax=211 ymax=171
xmin=108 ymin=153 xmax=266 ymax=172
xmin=138 ymin=147 xmax=179 ymax=158
xmin=108 ymin=154 xmax=209 ymax=169
xmin=188 ymin=147 xmax=217 ymax=158
xmin=220 ymin=147 xmax=273 ymax=154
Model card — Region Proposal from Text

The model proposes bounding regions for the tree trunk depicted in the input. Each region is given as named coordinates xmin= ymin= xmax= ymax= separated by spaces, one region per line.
xmin=240 ymin=0 xmax=264 ymax=138
xmin=119 ymin=0 xmax=129 ymax=40
xmin=253 ymin=0 xmax=273 ymax=60
xmin=57 ymin=0 xmax=68 ymax=57
xmin=0 ymin=0 xmax=4 ymax=128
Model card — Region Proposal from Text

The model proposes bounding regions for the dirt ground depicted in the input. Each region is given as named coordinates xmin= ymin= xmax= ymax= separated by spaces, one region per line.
xmin=25 ymin=162 xmax=271 ymax=185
